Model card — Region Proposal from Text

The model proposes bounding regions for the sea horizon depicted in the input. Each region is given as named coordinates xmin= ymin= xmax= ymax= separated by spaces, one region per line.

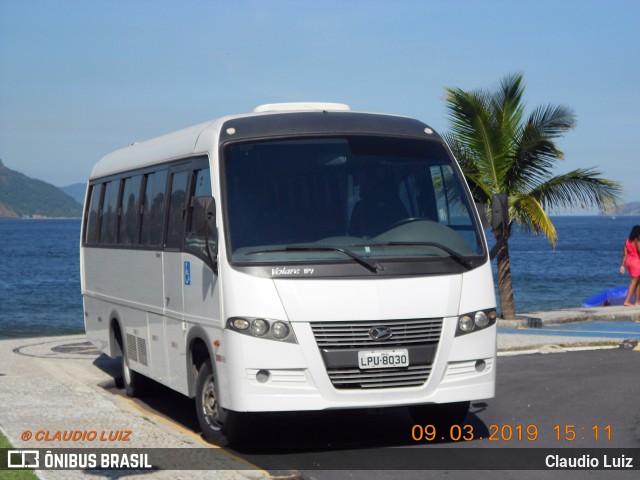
xmin=1 ymin=215 xmax=639 ymax=339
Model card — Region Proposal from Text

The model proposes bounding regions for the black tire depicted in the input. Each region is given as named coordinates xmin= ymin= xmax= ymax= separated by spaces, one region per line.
xmin=195 ymin=360 xmax=246 ymax=446
xmin=408 ymin=401 xmax=470 ymax=428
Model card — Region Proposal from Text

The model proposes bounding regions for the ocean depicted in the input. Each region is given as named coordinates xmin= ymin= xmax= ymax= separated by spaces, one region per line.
xmin=1 ymin=216 xmax=639 ymax=339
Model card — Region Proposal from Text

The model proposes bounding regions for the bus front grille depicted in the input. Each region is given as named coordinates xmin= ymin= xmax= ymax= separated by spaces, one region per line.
xmin=310 ymin=318 xmax=442 ymax=389
xmin=327 ymin=364 xmax=432 ymax=389
xmin=310 ymin=318 xmax=443 ymax=348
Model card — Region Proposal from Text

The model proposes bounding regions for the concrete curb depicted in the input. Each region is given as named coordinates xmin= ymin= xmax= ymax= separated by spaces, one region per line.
xmin=497 ymin=304 xmax=640 ymax=328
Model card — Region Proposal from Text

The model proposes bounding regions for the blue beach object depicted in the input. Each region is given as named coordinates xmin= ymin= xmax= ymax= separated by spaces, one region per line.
xmin=582 ymin=286 xmax=634 ymax=307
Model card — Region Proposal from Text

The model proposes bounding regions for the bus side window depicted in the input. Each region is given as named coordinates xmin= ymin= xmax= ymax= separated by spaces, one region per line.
xmin=100 ymin=180 xmax=120 ymax=245
xmin=185 ymin=168 xmax=213 ymax=258
xmin=85 ymin=183 xmax=103 ymax=244
xmin=118 ymin=174 xmax=142 ymax=245
xmin=165 ymin=170 xmax=190 ymax=248
xmin=140 ymin=170 xmax=168 ymax=247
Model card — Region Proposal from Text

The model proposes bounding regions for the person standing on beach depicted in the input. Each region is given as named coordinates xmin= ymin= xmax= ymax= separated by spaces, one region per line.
xmin=620 ymin=225 xmax=640 ymax=306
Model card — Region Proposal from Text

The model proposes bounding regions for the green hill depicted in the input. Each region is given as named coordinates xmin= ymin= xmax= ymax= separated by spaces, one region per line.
xmin=0 ymin=159 xmax=83 ymax=218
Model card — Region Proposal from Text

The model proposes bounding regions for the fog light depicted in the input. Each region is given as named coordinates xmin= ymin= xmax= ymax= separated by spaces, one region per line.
xmin=271 ymin=321 xmax=289 ymax=340
xmin=458 ymin=315 xmax=474 ymax=332
xmin=232 ymin=318 xmax=249 ymax=330
xmin=474 ymin=311 xmax=489 ymax=328
xmin=487 ymin=309 xmax=498 ymax=321
xmin=475 ymin=360 xmax=487 ymax=372
xmin=251 ymin=319 xmax=269 ymax=336
xmin=256 ymin=370 xmax=270 ymax=383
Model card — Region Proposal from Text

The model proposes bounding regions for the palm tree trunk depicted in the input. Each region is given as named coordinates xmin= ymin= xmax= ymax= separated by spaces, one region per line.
xmin=494 ymin=232 xmax=517 ymax=319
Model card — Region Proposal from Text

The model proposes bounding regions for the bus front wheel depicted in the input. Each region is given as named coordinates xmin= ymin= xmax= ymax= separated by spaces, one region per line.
xmin=122 ymin=355 xmax=146 ymax=397
xmin=115 ymin=333 xmax=148 ymax=397
xmin=195 ymin=360 xmax=244 ymax=446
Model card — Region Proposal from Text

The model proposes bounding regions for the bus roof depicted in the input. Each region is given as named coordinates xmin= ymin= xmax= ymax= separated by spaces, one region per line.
xmin=89 ymin=104 xmax=438 ymax=180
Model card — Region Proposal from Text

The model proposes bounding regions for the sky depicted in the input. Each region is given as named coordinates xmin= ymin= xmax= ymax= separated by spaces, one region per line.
xmin=0 ymin=0 xmax=639 ymax=208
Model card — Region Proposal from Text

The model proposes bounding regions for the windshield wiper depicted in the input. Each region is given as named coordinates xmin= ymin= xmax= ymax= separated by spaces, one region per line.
xmin=373 ymin=241 xmax=474 ymax=270
xmin=246 ymin=245 xmax=383 ymax=273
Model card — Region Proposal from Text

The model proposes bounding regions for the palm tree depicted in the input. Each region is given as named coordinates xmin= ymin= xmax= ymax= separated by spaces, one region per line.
xmin=444 ymin=73 xmax=621 ymax=319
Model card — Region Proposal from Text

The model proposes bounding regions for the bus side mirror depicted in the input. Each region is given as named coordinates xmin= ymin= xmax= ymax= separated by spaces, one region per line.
xmin=491 ymin=194 xmax=508 ymax=232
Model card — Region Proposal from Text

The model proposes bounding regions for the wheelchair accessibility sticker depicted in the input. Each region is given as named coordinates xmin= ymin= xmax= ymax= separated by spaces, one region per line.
xmin=184 ymin=261 xmax=191 ymax=286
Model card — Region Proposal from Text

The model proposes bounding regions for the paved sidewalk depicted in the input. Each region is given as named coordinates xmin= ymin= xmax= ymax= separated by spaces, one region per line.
xmin=0 ymin=335 xmax=268 ymax=480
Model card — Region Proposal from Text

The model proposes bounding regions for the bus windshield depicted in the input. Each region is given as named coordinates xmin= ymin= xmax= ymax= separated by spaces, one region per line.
xmin=223 ymin=136 xmax=485 ymax=266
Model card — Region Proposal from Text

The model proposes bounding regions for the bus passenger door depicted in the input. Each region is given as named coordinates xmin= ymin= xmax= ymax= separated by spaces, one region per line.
xmin=183 ymin=166 xmax=221 ymax=328
xmin=162 ymin=166 xmax=190 ymax=394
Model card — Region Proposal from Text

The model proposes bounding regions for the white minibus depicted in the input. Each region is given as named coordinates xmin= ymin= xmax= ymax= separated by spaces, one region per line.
xmin=81 ymin=103 xmax=497 ymax=445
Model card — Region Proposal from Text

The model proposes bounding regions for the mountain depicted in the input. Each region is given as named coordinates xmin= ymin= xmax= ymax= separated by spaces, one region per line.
xmin=604 ymin=201 xmax=640 ymax=216
xmin=615 ymin=202 xmax=640 ymax=215
xmin=60 ymin=182 xmax=87 ymax=204
xmin=0 ymin=159 xmax=83 ymax=218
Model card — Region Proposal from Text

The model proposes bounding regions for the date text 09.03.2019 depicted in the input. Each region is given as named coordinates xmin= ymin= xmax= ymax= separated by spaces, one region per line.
xmin=411 ymin=424 xmax=612 ymax=442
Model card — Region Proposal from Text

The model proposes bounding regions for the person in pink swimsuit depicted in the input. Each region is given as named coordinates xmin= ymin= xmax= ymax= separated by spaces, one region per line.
xmin=620 ymin=225 xmax=640 ymax=306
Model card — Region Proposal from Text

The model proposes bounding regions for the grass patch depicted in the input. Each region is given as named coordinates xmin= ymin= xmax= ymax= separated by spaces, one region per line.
xmin=0 ymin=430 xmax=38 ymax=479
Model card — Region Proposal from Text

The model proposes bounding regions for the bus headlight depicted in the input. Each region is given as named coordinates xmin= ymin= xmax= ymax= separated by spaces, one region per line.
xmin=474 ymin=311 xmax=489 ymax=328
xmin=251 ymin=319 xmax=269 ymax=336
xmin=227 ymin=317 xmax=298 ymax=344
xmin=455 ymin=309 xmax=497 ymax=336
xmin=271 ymin=321 xmax=289 ymax=340
xmin=458 ymin=315 xmax=474 ymax=333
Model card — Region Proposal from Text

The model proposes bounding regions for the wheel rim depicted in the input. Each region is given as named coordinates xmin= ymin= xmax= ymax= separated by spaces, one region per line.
xmin=201 ymin=375 xmax=223 ymax=431
xmin=123 ymin=358 xmax=131 ymax=385
xmin=122 ymin=356 xmax=131 ymax=385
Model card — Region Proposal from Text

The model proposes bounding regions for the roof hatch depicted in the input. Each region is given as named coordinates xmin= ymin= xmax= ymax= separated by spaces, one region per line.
xmin=253 ymin=102 xmax=351 ymax=113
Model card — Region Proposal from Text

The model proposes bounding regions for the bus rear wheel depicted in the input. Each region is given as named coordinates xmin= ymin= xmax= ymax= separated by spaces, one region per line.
xmin=195 ymin=360 xmax=245 ymax=446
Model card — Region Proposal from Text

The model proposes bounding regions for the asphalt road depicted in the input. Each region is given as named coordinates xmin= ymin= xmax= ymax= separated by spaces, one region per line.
xmin=128 ymin=348 xmax=640 ymax=479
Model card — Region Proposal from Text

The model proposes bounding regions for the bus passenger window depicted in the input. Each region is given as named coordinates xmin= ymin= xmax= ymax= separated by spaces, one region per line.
xmin=85 ymin=183 xmax=102 ymax=244
xmin=100 ymin=180 xmax=119 ymax=244
xmin=118 ymin=175 xmax=142 ymax=245
xmin=140 ymin=170 xmax=167 ymax=247
xmin=165 ymin=170 xmax=189 ymax=248
xmin=193 ymin=168 xmax=212 ymax=197
xmin=185 ymin=168 xmax=214 ymax=258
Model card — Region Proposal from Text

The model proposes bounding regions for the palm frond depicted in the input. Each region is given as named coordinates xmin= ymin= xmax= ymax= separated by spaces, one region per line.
xmin=443 ymin=133 xmax=492 ymax=203
xmin=508 ymin=125 xmax=561 ymax=192
xmin=528 ymin=104 xmax=576 ymax=139
xmin=445 ymin=87 xmax=506 ymax=187
xmin=493 ymin=73 xmax=526 ymax=156
xmin=506 ymin=103 xmax=575 ymax=193
xmin=510 ymin=193 xmax=558 ymax=246
xmin=529 ymin=168 xmax=622 ymax=211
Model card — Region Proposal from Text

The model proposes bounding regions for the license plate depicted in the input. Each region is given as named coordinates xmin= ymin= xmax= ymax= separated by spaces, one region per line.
xmin=358 ymin=349 xmax=409 ymax=370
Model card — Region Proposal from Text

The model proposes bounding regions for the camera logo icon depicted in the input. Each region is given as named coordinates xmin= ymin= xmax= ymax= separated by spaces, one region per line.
xmin=7 ymin=450 xmax=39 ymax=469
